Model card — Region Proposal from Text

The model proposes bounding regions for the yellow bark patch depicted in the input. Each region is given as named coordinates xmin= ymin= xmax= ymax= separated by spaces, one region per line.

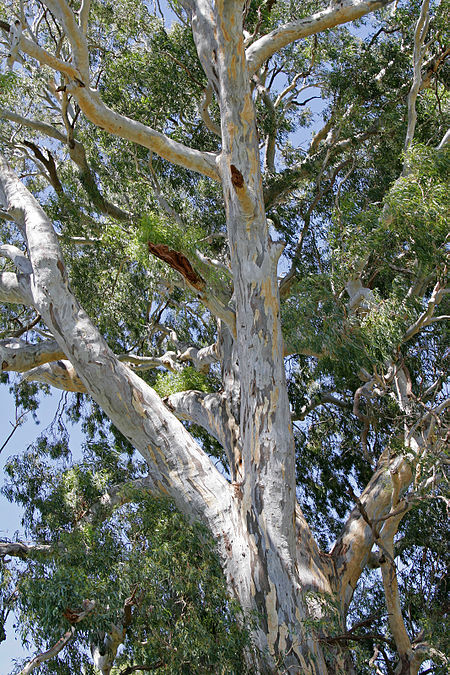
xmin=260 ymin=277 xmax=281 ymax=360
xmin=131 ymin=388 xmax=147 ymax=417
xmin=278 ymin=623 xmax=288 ymax=655
xmin=253 ymin=435 xmax=260 ymax=465
xmin=270 ymin=387 xmax=279 ymax=422
xmin=252 ymin=407 xmax=261 ymax=466
xmin=261 ymin=276 xmax=277 ymax=314
xmin=241 ymin=93 xmax=254 ymax=125
xmin=227 ymin=121 xmax=238 ymax=154
xmin=230 ymin=53 xmax=237 ymax=81
xmin=146 ymin=444 xmax=169 ymax=474
xmin=146 ymin=444 xmax=158 ymax=465
xmin=157 ymin=480 xmax=168 ymax=494
xmin=298 ymin=653 xmax=315 ymax=674
xmin=221 ymin=20 xmax=230 ymax=43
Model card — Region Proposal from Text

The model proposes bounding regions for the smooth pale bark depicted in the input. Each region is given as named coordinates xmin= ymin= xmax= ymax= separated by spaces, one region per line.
xmin=379 ymin=514 xmax=415 ymax=675
xmin=331 ymin=448 xmax=414 ymax=612
xmin=22 ymin=359 xmax=87 ymax=392
xmin=166 ymin=390 xmax=235 ymax=459
xmin=0 ymin=271 xmax=33 ymax=305
xmin=65 ymin=84 xmax=221 ymax=181
xmin=0 ymin=109 xmax=67 ymax=143
xmin=3 ymin=30 xmax=219 ymax=182
xmin=0 ymin=541 xmax=53 ymax=558
xmin=43 ymin=0 xmax=90 ymax=81
xmin=330 ymin=362 xmax=444 ymax=627
xmin=1 ymin=151 xmax=323 ymax=671
xmin=404 ymin=0 xmax=430 ymax=161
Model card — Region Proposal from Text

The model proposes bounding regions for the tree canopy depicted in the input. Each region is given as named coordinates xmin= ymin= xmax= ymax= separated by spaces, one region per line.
xmin=0 ymin=1 xmax=448 ymax=673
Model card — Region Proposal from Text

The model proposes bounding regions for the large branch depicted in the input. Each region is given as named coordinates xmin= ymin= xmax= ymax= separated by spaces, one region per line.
xmin=19 ymin=600 xmax=95 ymax=675
xmin=5 ymin=10 xmax=220 ymax=181
xmin=377 ymin=511 xmax=416 ymax=674
xmin=0 ymin=108 xmax=132 ymax=221
xmin=19 ymin=350 xmax=217 ymax=391
xmin=165 ymin=390 xmax=235 ymax=462
xmin=331 ymin=366 xmax=446 ymax=613
xmin=0 ymin=109 xmax=67 ymax=143
xmin=68 ymin=86 xmax=220 ymax=180
xmin=0 ymin=338 xmax=64 ymax=373
xmin=43 ymin=0 xmax=90 ymax=81
xmin=403 ymin=279 xmax=448 ymax=342
xmin=330 ymin=450 xmax=413 ymax=612
xmin=0 ymin=541 xmax=53 ymax=559
xmin=246 ymin=1 xmax=394 ymax=75
xmin=0 ymin=153 xmax=231 ymax=534
xmin=22 ymin=359 xmax=87 ymax=392
xmin=404 ymin=0 xmax=430 ymax=165
xmin=0 ymin=19 xmax=84 ymax=82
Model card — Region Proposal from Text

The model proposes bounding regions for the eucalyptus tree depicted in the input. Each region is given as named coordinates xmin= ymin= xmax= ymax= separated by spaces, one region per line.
xmin=0 ymin=0 xmax=448 ymax=673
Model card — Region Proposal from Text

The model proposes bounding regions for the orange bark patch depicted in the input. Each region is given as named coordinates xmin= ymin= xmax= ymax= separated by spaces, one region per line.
xmin=148 ymin=242 xmax=205 ymax=290
xmin=241 ymin=94 xmax=254 ymax=124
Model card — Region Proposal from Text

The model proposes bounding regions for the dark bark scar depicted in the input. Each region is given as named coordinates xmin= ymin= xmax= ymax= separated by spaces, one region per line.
xmin=232 ymin=480 xmax=243 ymax=499
xmin=57 ymin=259 xmax=65 ymax=279
xmin=49 ymin=302 xmax=62 ymax=337
xmin=230 ymin=164 xmax=244 ymax=189
xmin=148 ymin=242 xmax=205 ymax=290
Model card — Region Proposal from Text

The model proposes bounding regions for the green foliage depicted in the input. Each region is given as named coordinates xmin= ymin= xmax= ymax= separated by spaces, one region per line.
xmin=3 ymin=429 xmax=249 ymax=673
xmin=140 ymin=211 xmax=203 ymax=258
xmin=154 ymin=367 xmax=212 ymax=398
xmin=283 ymin=276 xmax=413 ymax=380
xmin=0 ymin=71 xmax=17 ymax=96
xmin=11 ymin=495 xmax=249 ymax=674
xmin=386 ymin=145 xmax=449 ymax=266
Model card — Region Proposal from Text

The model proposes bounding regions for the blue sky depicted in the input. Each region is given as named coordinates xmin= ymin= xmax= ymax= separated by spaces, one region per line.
xmin=0 ymin=384 xmax=83 ymax=672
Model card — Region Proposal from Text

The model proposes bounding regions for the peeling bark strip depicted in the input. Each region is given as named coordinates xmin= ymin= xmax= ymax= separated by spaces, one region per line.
xmin=147 ymin=242 xmax=205 ymax=290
